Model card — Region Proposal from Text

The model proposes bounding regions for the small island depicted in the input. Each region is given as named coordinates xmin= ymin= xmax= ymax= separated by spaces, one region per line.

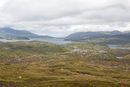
xmin=3 ymin=37 xmax=30 ymax=40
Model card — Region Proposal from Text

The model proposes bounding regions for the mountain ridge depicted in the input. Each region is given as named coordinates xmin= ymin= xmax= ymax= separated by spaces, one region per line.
xmin=64 ymin=30 xmax=130 ymax=41
xmin=0 ymin=27 xmax=53 ymax=38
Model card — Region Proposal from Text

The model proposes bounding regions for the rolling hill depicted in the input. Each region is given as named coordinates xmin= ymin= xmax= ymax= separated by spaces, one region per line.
xmin=0 ymin=27 xmax=53 ymax=38
xmin=64 ymin=30 xmax=130 ymax=44
xmin=65 ymin=30 xmax=130 ymax=40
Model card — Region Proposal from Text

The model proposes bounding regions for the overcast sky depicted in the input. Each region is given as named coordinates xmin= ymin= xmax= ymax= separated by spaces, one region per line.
xmin=0 ymin=0 xmax=130 ymax=37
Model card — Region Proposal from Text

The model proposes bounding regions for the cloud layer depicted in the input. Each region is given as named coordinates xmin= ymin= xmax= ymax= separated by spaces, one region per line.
xmin=0 ymin=0 xmax=130 ymax=37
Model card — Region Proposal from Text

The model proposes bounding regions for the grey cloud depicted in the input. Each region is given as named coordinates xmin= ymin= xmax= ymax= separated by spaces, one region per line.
xmin=78 ymin=4 xmax=130 ymax=23
xmin=0 ymin=0 xmax=130 ymax=37
xmin=1 ymin=0 xmax=84 ymax=21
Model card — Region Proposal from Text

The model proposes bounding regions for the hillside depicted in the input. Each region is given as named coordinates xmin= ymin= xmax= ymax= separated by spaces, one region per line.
xmin=65 ymin=31 xmax=122 ymax=40
xmin=0 ymin=27 xmax=38 ymax=37
xmin=0 ymin=41 xmax=130 ymax=87
xmin=64 ymin=31 xmax=130 ymax=44
xmin=0 ymin=27 xmax=53 ymax=38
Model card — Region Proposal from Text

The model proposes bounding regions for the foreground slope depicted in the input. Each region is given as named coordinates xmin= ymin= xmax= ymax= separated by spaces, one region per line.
xmin=0 ymin=41 xmax=130 ymax=87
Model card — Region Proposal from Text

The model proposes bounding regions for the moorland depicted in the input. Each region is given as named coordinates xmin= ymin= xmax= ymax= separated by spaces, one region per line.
xmin=1 ymin=28 xmax=130 ymax=87
xmin=0 ymin=40 xmax=130 ymax=87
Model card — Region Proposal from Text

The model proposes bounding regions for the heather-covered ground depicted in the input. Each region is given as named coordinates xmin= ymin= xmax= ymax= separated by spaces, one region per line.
xmin=0 ymin=41 xmax=130 ymax=87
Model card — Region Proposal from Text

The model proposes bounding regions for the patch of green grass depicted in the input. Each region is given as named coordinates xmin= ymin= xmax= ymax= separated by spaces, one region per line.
xmin=45 ymin=55 xmax=54 ymax=57
xmin=67 ymin=42 xmax=109 ymax=51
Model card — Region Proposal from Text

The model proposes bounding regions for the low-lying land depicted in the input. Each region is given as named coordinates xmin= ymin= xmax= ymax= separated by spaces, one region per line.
xmin=0 ymin=41 xmax=130 ymax=87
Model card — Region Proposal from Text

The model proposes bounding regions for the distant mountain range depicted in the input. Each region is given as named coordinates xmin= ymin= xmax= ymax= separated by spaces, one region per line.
xmin=65 ymin=30 xmax=130 ymax=41
xmin=0 ymin=27 xmax=53 ymax=38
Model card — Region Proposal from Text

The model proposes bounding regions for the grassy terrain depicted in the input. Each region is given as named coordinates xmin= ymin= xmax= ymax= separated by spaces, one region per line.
xmin=0 ymin=41 xmax=130 ymax=87
xmin=0 ymin=41 xmax=72 ymax=57
xmin=67 ymin=42 xmax=109 ymax=51
xmin=79 ymin=38 xmax=130 ymax=45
